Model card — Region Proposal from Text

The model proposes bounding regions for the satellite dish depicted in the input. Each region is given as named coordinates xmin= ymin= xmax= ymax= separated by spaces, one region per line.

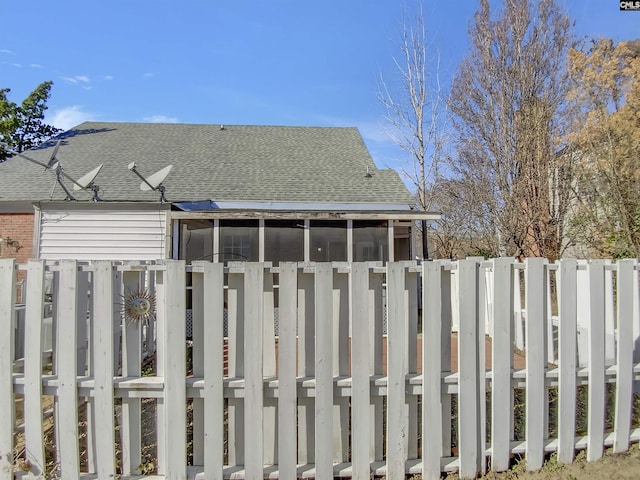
xmin=1 ymin=140 xmax=103 ymax=201
xmin=46 ymin=140 xmax=61 ymax=169
xmin=140 ymin=165 xmax=172 ymax=191
xmin=55 ymin=163 xmax=104 ymax=202
xmin=69 ymin=164 xmax=103 ymax=201
xmin=127 ymin=162 xmax=173 ymax=202
xmin=1 ymin=140 xmax=60 ymax=170
xmin=73 ymin=164 xmax=103 ymax=190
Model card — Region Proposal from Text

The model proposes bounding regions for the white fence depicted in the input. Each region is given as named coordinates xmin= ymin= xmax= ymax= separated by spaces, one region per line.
xmin=1 ymin=258 xmax=639 ymax=479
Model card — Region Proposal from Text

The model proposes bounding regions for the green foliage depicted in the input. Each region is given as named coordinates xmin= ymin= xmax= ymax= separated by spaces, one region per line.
xmin=0 ymin=81 xmax=61 ymax=161
xmin=566 ymin=38 xmax=640 ymax=258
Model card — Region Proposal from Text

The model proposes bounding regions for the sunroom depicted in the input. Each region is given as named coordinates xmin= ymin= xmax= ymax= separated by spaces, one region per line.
xmin=173 ymin=206 xmax=439 ymax=265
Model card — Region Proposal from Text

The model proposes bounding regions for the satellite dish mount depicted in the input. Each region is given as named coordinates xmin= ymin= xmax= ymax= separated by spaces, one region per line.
xmin=71 ymin=163 xmax=103 ymax=201
xmin=2 ymin=140 xmax=103 ymax=201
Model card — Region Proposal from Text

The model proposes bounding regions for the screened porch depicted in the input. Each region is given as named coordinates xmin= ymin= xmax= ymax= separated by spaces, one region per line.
xmin=175 ymin=217 xmax=417 ymax=265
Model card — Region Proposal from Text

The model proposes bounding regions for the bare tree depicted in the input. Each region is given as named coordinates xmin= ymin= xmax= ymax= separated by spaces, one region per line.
xmin=428 ymin=177 xmax=500 ymax=259
xmin=379 ymin=4 xmax=447 ymax=260
xmin=449 ymin=0 xmax=575 ymax=261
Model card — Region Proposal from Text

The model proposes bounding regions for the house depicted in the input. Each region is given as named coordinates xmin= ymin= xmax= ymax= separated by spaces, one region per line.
xmin=0 ymin=122 xmax=440 ymax=266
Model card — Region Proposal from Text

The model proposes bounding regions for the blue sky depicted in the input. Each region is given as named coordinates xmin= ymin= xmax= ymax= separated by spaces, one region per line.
xmin=1 ymin=1 xmax=638 ymax=174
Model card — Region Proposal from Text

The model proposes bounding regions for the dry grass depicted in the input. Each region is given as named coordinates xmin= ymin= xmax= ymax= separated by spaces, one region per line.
xmin=440 ymin=447 xmax=640 ymax=479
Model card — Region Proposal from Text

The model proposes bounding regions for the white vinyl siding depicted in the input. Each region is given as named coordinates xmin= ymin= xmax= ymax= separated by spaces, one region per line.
xmin=39 ymin=205 xmax=169 ymax=260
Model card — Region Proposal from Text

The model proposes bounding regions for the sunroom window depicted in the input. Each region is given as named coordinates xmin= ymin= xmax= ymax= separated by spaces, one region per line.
xmin=219 ymin=219 xmax=259 ymax=262
xmin=264 ymin=220 xmax=304 ymax=265
xmin=353 ymin=220 xmax=389 ymax=262
xmin=310 ymin=220 xmax=347 ymax=262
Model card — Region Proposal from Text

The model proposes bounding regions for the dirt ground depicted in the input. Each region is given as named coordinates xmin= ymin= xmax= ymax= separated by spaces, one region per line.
xmin=442 ymin=446 xmax=640 ymax=479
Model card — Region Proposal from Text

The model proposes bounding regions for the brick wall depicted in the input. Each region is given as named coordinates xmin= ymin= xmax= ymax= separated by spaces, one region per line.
xmin=0 ymin=213 xmax=35 ymax=302
xmin=0 ymin=213 xmax=35 ymax=262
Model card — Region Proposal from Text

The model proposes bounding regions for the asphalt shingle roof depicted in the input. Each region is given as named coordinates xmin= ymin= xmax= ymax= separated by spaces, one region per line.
xmin=0 ymin=122 xmax=414 ymax=205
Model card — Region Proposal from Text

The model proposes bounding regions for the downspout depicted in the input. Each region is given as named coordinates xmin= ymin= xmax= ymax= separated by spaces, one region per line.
xmin=171 ymin=217 xmax=179 ymax=259
xmin=32 ymin=204 xmax=42 ymax=260
xmin=421 ymin=219 xmax=429 ymax=260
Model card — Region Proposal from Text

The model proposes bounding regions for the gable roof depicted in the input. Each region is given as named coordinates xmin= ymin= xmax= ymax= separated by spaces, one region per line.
xmin=0 ymin=122 xmax=415 ymax=206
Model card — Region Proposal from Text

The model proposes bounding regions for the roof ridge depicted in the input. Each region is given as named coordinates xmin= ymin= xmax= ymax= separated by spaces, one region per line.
xmin=75 ymin=121 xmax=360 ymax=130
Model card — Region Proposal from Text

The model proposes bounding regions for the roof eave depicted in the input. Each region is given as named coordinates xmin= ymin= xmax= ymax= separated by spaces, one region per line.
xmin=170 ymin=209 xmax=441 ymax=221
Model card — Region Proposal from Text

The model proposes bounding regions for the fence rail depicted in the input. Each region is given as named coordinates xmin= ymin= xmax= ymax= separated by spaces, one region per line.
xmin=1 ymin=258 xmax=639 ymax=479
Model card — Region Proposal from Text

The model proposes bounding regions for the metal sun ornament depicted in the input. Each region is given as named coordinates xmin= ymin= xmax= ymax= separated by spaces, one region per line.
xmin=123 ymin=290 xmax=156 ymax=324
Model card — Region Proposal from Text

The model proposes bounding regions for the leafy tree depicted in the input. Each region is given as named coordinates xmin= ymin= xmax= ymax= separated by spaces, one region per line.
xmin=448 ymin=0 xmax=575 ymax=261
xmin=0 ymin=81 xmax=61 ymax=161
xmin=565 ymin=38 xmax=640 ymax=257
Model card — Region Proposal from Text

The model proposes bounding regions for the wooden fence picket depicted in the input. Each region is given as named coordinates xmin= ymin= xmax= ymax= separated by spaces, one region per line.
xmin=244 ymin=262 xmax=264 ymax=479
xmin=163 ymin=260 xmax=187 ymax=480
xmin=525 ymin=258 xmax=547 ymax=471
xmin=491 ymin=258 xmax=515 ymax=472
xmin=92 ymin=261 xmax=116 ymax=478
xmin=587 ymin=260 xmax=606 ymax=462
xmin=2 ymin=258 xmax=640 ymax=479
xmin=56 ymin=260 xmax=80 ymax=478
xmin=613 ymin=259 xmax=635 ymax=453
xmin=202 ymin=262 xmax=225 ymax=479
xmin=153 ymin=263 xmax=166 ymax=475
xmin=0 ymin=259 xmax=16 ymax=480
xmin=457 ymin=259 xmax=481 ymax=479
xmin=314 ymin=263 xmax=334 ymax=480
xmin=557 ymin=259 xmax=577 ymax=464
xmin=476 ymin=259 xmax=487 ymax=476
xmin=190 ymin=260 xmax=225 ymax=479
xmin=120 ymin=269 xmax=142 ymax=474
xmin=386 ymin=262 xmax=408 ymax=479
xmin=77 ymin=266 xmax=93 ymax=471
xmin=422 ymin=261 xmax=443 ymax=480
xmin=24 ymin=260 xmax=46 ymax=477
xmin=190 ymin=262 xmax=206 ymax=468
xmin=351 ymin=263 xmax=371 ymax=480
xmin=277 ymin=262 xmax=299 ymax=480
